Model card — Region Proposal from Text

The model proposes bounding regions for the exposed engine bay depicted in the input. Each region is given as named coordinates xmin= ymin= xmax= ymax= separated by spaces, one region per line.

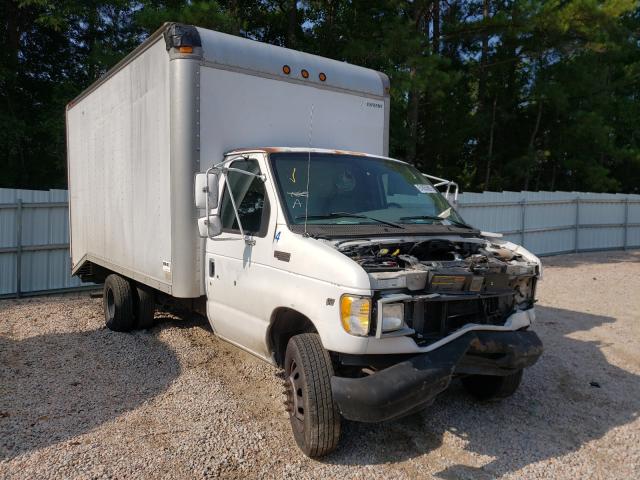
xmin=335 ymin=236 xmax=540 ymax=345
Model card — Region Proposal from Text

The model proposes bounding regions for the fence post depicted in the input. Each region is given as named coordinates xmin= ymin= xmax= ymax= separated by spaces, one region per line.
xmin=574 ymin=196 xmax=580 ymax=253
xmin=623 ymin=197 xmax=629 ymax=251
xmin=16 ymin=199 xmax=23 ymax=298
xmin=520 ymin=198 xmax=527 ymax=247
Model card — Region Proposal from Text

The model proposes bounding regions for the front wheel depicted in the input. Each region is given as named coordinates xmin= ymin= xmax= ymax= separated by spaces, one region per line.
xmin=461 ymin=369 xmax=523 ymax=401
xmin=284 ymin=333 xmax=341 ymax=457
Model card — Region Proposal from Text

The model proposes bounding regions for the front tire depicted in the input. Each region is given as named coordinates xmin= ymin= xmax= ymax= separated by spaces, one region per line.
xmin=103 ymin=274 xmax=135 ymax=332
xmin=461 ymin=369 xmax=523 ymax=401
xmin=284 ymin=333 xmax=341 ymax=457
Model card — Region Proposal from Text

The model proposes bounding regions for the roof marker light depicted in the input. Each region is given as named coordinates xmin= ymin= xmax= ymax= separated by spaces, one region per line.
xmin=283 ymin=65 xmax=291 ymax=75
xmin=319 ymin=72 xmax=327 ymax=82
xmin=301 ymin=69 xmax=309 ymax=79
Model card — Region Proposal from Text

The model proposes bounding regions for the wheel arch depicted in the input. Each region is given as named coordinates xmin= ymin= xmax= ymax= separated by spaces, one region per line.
xmin=267 ymin=307 xmax=318 ymax=367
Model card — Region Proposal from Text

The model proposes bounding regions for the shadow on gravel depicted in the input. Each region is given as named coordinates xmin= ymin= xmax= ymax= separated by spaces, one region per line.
xmin=323 ymin=305 xmax=640 ymax=477
xmin=0 ymin=327 xmax=181 ymax=461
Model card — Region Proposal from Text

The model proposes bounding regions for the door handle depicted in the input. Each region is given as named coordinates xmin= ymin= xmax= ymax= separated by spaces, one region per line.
xmin=209 ymin=259 xmax=215 ymax=277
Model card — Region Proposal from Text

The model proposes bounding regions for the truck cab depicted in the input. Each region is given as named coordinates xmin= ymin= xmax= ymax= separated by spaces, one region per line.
xmin=196 ymin=147 xmax=542 ymax=456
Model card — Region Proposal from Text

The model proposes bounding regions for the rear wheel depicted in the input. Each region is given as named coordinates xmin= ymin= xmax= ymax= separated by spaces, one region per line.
xmin=103 ymin=274 xmax=135 ymax=332
xmin=284 ymin=333 xmax=341 ymax=457
xmin=461 ymin=369 xmax=523 ymax=401
xmin=133 ymin=283 xmax=155 ymax=329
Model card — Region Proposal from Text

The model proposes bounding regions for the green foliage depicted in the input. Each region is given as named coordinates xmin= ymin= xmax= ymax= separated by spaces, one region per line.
xmin=1 ymin=0 xmax=639 ymax=193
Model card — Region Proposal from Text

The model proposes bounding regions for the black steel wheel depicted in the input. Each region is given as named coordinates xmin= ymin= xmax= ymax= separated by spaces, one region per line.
xmin=103 ymin=274 xmax=135 ymax=332
xmin=462 ymin=369 xmax=524 ymax=401
xmin=284 ymin=333 xmax=341 ymax=457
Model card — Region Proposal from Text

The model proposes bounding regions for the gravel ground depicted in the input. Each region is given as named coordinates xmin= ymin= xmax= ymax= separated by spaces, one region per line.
xmin=1 ymin=251 xmax=639 ymax=479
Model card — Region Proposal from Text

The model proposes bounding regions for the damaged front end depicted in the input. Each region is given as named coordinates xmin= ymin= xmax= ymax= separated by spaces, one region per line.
xmin=337 ymin=236 xmax=540 ymax=343
xmin=329 ymin=235 xmax=543 ymax=422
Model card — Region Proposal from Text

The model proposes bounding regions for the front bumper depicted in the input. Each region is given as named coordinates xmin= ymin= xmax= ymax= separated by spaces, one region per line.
xmin=331 ymin=330 xmax=542 ymax=423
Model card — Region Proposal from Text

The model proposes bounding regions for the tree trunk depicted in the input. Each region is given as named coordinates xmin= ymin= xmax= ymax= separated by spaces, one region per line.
xmin=5 ymin=0 xmax=26 ymax=186
xmin=478 ymin=0 xmax=490 ymax=109
xmin=6 ymin=0 xmax=20 ymax=63
xmin=432 ymin=1 xmax=440 ymax=54
xmin=484 ymin=96 xmax=498 ymax=189
xmin=475 ymin=0 xmax=490 ymax=186
xmin=442 ymin=0 xmax=459 ymax=60
xmin=407 ymin=2 xmax=427 ymax=163
xmin=407 ymin=69 xmax=420 ymax=163
xmin=524 ymin=101 xmax=543 ymax=191
xmin=85 ymin=4 xmax=99 ymax=81
xmin=287 ymin=0 xmax=298 ymax=48
xmin=229 ymin=0 xmax=240 ymax=35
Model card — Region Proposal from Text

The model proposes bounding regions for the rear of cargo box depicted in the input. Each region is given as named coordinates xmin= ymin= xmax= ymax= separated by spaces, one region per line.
xmin=66 ymin=32 xmax=183 ymax=295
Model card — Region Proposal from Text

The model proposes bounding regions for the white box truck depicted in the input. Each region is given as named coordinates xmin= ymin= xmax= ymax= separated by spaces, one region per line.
xmin=67 ymin=23 xmax=543 ymax=457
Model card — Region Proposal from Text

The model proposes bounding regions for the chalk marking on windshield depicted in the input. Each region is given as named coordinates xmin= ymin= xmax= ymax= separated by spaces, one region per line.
xmin=290 ymin=168 xmax=296 ymax=183
xmin=288 ymin=191 xmax=308 ymax=209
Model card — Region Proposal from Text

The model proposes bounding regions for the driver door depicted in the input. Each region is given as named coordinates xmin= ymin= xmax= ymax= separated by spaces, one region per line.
xmin=205 ymin=155 xmax=276 ymax=358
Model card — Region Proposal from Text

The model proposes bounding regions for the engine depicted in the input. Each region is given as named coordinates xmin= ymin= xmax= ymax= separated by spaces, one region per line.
xmin=336 ymin=237 xmax=539 ymax=343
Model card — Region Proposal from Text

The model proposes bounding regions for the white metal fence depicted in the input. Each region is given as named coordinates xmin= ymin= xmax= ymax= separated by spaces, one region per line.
xmin=0 ymin=188 xmax=94 ymax=298
xmin=0 ymin=188 xmax=639 ymax=298
xmin=457 ymin=191 xmax=640 ymax=256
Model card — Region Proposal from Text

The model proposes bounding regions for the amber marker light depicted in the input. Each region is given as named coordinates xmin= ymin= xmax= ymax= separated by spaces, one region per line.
xmin=319 ymin=72 xmax=327 ymax=82
xmin=301 ymin=69 xmax=309 ymax=79
xmin=178 ymin=46 xmax=193 ymax=54
xmin=282 ymin=65 xmax=291 ymax=75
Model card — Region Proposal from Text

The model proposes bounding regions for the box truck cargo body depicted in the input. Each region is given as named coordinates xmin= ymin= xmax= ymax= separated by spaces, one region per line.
xmin=67 ymin=24 xmax=543 ymax=458
xmin=67 ymin=24 xmax=389 ymax=298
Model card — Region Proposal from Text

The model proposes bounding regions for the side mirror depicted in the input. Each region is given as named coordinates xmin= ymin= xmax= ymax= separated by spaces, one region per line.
xmin=197 ymin=215 xmax=223 ymax=238
xmin=194 ymin=172 xmax=219 ymax=210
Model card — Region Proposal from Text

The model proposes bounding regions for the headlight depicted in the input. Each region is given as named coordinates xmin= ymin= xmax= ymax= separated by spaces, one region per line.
xmin=381 ymin=303 xmax=405 ymax=332
xmin=340 ymin=295 xmax=371 ymax=336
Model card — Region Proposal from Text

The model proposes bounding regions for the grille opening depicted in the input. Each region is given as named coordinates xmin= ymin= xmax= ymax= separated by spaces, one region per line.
xmin=409 ymin=294 xmax=515 ymax=342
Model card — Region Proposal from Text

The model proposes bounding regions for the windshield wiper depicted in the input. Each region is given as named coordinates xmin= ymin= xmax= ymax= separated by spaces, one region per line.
xmin=296 ymin=212 xmax=405 ymax=229
xmin=399 ymin=215 xmax=474 ymax=229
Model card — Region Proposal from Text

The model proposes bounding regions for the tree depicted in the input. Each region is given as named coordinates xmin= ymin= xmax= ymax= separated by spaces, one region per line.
xmin=1 ymin=0 xmax=639 ymax=193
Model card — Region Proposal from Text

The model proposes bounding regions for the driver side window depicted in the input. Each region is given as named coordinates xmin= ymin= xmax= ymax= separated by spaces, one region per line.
xmin=219 ymin=159 xmax=270 ymax=237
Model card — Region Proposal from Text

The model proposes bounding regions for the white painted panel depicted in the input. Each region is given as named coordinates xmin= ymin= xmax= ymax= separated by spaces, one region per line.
xmin=198 ymin=66 xmax=386 ymax=168
xmin=67 ymin=39 xmax=172 ymax=289
xmin=197 ymin=28 xmax=385 ymax=97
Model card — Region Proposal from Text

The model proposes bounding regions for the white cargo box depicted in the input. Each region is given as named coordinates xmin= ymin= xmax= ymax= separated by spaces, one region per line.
xmin=67 ymin=23 xmax=390 ymax=297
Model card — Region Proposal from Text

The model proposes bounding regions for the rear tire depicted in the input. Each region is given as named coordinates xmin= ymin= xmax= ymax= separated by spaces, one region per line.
xmin=462 ymin=369 xmax=523 ymax=401
xmin=284 ymin=333 xmax=341 ymax=457
xmin=133 ymin=283 xmax=155 ymax=329
xmin=103 ymin=274 xmax=135 ymax=332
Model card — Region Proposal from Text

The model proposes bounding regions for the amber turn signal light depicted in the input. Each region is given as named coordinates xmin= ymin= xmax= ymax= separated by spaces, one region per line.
xmin=178 ymin=46 xmax=193 ymax=54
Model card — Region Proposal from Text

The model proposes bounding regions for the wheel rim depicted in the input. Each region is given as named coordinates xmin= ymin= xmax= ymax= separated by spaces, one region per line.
xmin=106 ymin=288 xmax=115 ymax=319
xmin=286 ymin=359 xmax=305 ymax=423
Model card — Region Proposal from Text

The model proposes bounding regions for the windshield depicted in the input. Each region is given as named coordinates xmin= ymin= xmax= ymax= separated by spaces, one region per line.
xmin=269 ymin=152 xmax=466 ymax=227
